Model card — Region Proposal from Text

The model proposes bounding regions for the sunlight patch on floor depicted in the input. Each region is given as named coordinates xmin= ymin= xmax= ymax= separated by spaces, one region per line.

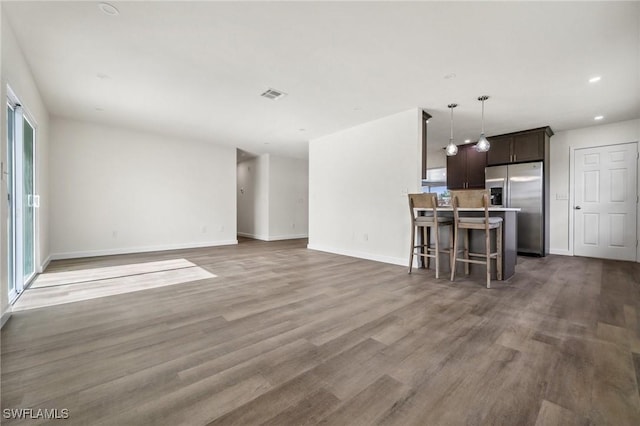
xmin=31 ymin=258 xmax=198 ymax=288
xmin=14 ymin=260 xmax=216 ymax=311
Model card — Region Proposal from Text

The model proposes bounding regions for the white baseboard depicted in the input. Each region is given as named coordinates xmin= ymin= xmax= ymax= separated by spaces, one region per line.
xmin=548 ymin=249 xmax=572 ymax=256
xmin=238 ymin=232 xmax=308 ymax=241
xmin=267 ymin=233 xmax=308 ymax=241
xmin=307 ymin=243 xmax=407 ymax=267
xmin=50 ymin=240 xmax=238 ymax=260
xmin=39 ymin=254 xmax=52 ymax=273
xmin=237 ymin=232 xmax=268 ymax=241
xmin=549 ymin=249 xmax=640 ymax=262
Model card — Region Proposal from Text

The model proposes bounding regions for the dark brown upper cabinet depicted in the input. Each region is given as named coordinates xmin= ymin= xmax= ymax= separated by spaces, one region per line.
xmin=486 ymin=135 xmax=511 ymax=164
xmin=487 ymin=127 xmax=553 ymax=166
xmin=446 ymin=144 xmax=488 ymax=190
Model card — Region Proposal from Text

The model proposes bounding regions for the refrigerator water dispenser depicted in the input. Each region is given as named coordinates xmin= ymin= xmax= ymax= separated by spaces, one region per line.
xmin=490 ymin=187 xmax=503 ymax=206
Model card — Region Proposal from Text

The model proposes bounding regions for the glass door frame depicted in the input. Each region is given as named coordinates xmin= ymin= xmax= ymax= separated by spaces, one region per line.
xmin=6 ymin=87 xmax=37 ymax=303
xmin=6 ymin=102 xmax=17 ymax=302
xmin=22 ymin=112 xmax=36 ymax=286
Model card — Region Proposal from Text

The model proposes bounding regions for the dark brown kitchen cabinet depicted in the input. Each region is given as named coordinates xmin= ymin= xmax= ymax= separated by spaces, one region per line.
xmin=446 ymin=144 xmax=487 ymax=190
xmin=446 ymin=149 xmax=466 ymax=189
xmin=513 ymin=131 xmax=544 ymax=162
xmin=487 ymin=127 xmax=553 ymax=166
xmin=486 ymin=135 xmax=511 ymax=165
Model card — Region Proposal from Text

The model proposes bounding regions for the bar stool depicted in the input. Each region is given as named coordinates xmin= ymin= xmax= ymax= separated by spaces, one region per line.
xmin=407 ymin=193 xmax=454 ymax=279
xmin=450 ymin=189 xmax=502 ymax=288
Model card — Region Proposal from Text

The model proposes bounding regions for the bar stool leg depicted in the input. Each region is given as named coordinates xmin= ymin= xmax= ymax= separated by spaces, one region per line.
xmin=433 ymin=225 xmax=440 ymax=279
xmin=426 ymin=227 xmax=431 ymax=271
xmin=450 ymin=224 xmax=458 ymax=282
xmin=448 ymin=224 xmax=454 ymax=275
xmin=420 ymin=227 xmax=427 ymax=269
xmin=485 ymin=227 xmax=491 ymax=289
xmin=464 ymin=229 xmax=470 ymax=275
xmin=497 ymin=223 xmax=503 ymax=281
xmin=408 ymin=224 xmax=415 ymax=274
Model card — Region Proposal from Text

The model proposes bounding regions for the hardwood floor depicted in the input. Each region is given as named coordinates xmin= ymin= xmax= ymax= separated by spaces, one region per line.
xmin=2 ymin=238 xmax=640 ymax=425
xmin=13 ymin=260 xmax=215 ymax=312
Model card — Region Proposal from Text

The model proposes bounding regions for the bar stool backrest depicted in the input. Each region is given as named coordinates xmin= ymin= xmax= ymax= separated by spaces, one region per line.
xmin=450 ymin=189 xmax=491 ymax=229
xmin=408 ymin=193 xmax=439 ymax=223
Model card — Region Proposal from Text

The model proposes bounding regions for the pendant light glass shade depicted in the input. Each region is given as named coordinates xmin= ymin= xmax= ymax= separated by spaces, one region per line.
xmin=445 ymin=103 xmax=458 ymax=156
xmin=445 ymin=141 xmax=458 ymax=156
xmin=475 ymin=96 xmax=490 ymax=153
xmin=476 ymin=133 xmax=490 ymax=152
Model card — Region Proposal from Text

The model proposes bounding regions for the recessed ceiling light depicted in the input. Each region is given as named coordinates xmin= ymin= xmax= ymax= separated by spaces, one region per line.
xmin=589 ymin=76 xmax=601 ymax=83
xmin=444 ymin=73 xmax=456 ymax=80
xmin=97 ymin=73 xmax=110 ymax=80
xmin=594 ymin=115 xmax=604 ymax=120
xmin=299 ymin=128 xmax=306 ymax=132
xmin=95 ymin=107 xmax=104 ymax=111
xmin=99 ymin=3 xmax=119 ymax=16
xmin=464 ymin=139 xmax=471 ymax=143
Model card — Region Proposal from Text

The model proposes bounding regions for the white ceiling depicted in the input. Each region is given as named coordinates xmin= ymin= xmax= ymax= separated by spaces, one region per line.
xmin=4 ymin=1 xmax=639 ymax=161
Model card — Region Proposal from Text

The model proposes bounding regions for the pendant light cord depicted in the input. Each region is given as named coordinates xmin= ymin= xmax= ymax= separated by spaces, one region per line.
xmin=481 ymin=99 xmax=485 ymax=134
xmin=450 ymin=105 xmax=454 ymax=141
xmin=445 ymin=103 xmax=458 ymax=156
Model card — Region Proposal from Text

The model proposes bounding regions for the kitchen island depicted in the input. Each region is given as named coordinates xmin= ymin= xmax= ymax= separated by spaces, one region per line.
xmin=419 ymin=207 xmax=520 ymax=280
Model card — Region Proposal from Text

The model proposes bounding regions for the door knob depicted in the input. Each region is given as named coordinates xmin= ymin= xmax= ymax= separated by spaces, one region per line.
xmin=575 ymin=206 xmax=582 ymax=210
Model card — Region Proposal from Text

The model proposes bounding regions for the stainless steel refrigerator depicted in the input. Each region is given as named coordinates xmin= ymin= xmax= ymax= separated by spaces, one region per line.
xmin=485 ymin=162 xmax=545 ymax=256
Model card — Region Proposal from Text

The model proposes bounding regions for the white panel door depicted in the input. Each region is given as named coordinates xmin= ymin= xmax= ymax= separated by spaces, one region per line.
xmin=574 ymin=142 xmax=638 ymax=261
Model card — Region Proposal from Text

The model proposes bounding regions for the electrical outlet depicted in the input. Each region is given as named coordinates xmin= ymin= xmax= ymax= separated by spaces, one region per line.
xmin=202 ymin=226 xmax=207 ymax=234
xmin=112 ymin=230 xmax=118 ymax=238
xmin=363 ymin=233 xmax=369 ymax=241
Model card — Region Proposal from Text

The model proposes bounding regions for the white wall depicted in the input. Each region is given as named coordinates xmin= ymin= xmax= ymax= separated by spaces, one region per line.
xmin=269 ymin=155 xmax=308 ymax=240
xmin=237 ymin=153 xmax=309 ymax=241
xmin=49 ymin=118 xmax=237 ymax=258
xmin=549 ymin=118 xmax=640 ymax=261
xmin=1 ymin=14 xmax=51 ymax=323
xmin=309 ymin=109 xmax=422 ymax=265
xmin=237 ymin=154 xmax=269 ymax=240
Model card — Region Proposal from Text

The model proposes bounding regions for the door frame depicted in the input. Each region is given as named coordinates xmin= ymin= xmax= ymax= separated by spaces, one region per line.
xmin=6 ymin=85 xmax=38 ymax=302
xmin=569 ymin=141 xmax=639 ymax=262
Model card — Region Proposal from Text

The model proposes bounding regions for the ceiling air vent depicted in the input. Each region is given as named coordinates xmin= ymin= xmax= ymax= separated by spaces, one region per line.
xmin=260 ymin=88 xmax=287 ymax=100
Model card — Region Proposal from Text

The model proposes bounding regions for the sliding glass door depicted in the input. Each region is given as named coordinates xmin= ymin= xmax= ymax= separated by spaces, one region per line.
xmin=22 ymin=116 xmax=35 ymax=282
xmin=6 ymin=97 xmax=36 ymax=302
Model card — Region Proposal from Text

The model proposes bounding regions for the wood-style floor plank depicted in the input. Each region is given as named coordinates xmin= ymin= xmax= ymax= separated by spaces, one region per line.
xmin=1 ymin=238 xmax=639 ymax=425
xmin=31 ymin=259 xmax=197 ymax=287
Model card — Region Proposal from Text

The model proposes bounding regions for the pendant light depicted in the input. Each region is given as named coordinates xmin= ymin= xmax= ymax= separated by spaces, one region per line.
xmin=475 ymin=95 xmax=490 ymax=152
xmin=445 ymin=103 xmax=458 ymax=156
